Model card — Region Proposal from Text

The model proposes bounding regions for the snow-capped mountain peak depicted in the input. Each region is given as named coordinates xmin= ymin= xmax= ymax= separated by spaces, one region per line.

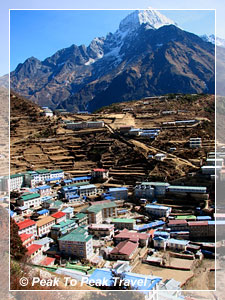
xmin=119 ymin=9 xmax=177 ymax=32
xmin=201 ymin=34 xmax=225 ymax=48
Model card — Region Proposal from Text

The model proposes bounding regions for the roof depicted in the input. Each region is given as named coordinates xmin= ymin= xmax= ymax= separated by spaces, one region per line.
xmin=134 ymin=221 xmax=165 ymax=231
xmin=50 ymin=169 xmax=63 ymax=174
xmin=36 ymin=169 xmax=50 ymax=174
xmin=93 ymin=168 xmax=107 ymax=172
xmin=176 ymin=215 xmax=196 ymax=220
xmin=45 ymin=177 xmax=62 ymax=182
xmin=20 ymin=193 xmax=40 ymax=201
xmin=110 ymin=240 xmax=138 ymax=256
xmin=79 ymin=184 xmax=96 ymax=190
xmin=114 ymin=228 xmax=149 ymax=240
xmin=112 ymin=218 xmax=135 ymax=224
xmin=188 ymin=221 xmax=208 ymax=226
xmin=17 ymin=219 xmax=36 ymax=230
xmin=52 ymin=219 xmax=75 ymax=229
xmin=88 ymin=269 xmax=162 ymax=290
xmin=51 ymin=211 xmax=66 ymax=219
xmin=36 ymin=185 xmax=51 ymax=190
xmin=74 ymin=212 xmax=87 ymax=220
xmin=87 ymin=202 xmax=116 ymax=214
xmin=27 ymin=244 xmax=42 ymax=256
xmin=20 ymin=233 xmax=34 ymax=242
xmin=62 ymin=207 xmax=74 ymax=213
xmin=36 ymin=216 xmax=55 ymax=227
xmin=146 ymin=204 xmax=170 ymax=210
xmin=37 ymin=209 xmax=49 ymax=215
xmin=168 ymin=219 xmax=187 ymax=225
xmin=10 ymin=174 xmax=23 ymax=179
xmin=40 ymin=257 xmax=55 ymax=266
xmin=108 ymin=187 xmax=128 ymax=192
xmin=168 ymin=238 xmax=189 ymax=245
xmin=169 ymin=185 xmax=207 ymax=191
xmin=141 ymin=182 xmax=170 ymax=187
xmin=33 ymin=237 xmax=53 ymax=245
xmin=58 ymin=227 xmax=92 ymax=243
xmin=71 ymin=176 xmax=91 ymax=181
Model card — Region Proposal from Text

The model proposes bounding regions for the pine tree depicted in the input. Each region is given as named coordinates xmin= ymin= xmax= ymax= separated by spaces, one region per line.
xmin=10 ymin=218 xmax=27 ymax=261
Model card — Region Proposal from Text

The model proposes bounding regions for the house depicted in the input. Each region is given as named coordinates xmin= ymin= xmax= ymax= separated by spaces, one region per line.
xmin=20 ymin=233 xmax=35 ymax=248
xmin=62 ymin=207 xmax=74 ymax=219
xmin=109 ymin=240 xmax=139 ymax=261
xmin=51 ymin=219 xmax=77 ymax=240
xmin=51 ymin=211 xmax=67 ymax=224
xmin=17 ymin=219 xmax=37 ymax=236
xmin=60 ymin=184 xmax=79 ymax=201
xmin=74 ymin=212 xmax=88 ymax=226
xmin=36 ymin=216 xmax=55 ymax=238
xmin=111 ymin=218 xmax=136 ymax=230
xmin=33 ymin=237 xmax=53 ymax=252
xmin=188 ymin=221 xmax=214 ymax=238
xmin=114 ymin=228 xmax=149 ymax=247
xmin=10 ymin=174 xmax=24 ymax=191
xmin=42 ymin=107 xmax=54 ymax=117
xmin=48 ymin=200 xmax=64 ymax=214
xmin=88 ymin=224 xmax=114 ymax=237
xmin=145 ymin=204 xmax=172 ymax=218
xmin=167 ymin=219 xmax=188 ymax=231
xmin=17 ymin=193 xmax=41 ymax=209
xmin=153 ymin=237 xmax=167 ymax=250
xmin=71 ymin=176 xmax=91 ymax=184
xmin=155 ymin=153 xmax=166 ymax=161
xmin=84 ymin=202 xmax=117 ymax=224
xmin=58 ymin=226 xmax=93 ymax=259
xmin=36 ymin=185 xmax=51 ymax=197
xmin=78 ymin=184 xmax=97 ymax=197
xmin=40 ymin=257 xmax=55 ymax=267
xmin=189 ymin=138 xmax=202 ymax=148
xmin=92 ymin=169 xmax=109 ymax=179
xmin=108 ymin=187 xmax=128 ymax=200
xmin=135 ymin=182 xmax=170 ymax=199
xmin=167 ymin=238 xmax=189 ymax=251
xmin=26 ymin=244 xmax=43 ymax=263
xmin=168 ymin=185 xmax=207 ymax=194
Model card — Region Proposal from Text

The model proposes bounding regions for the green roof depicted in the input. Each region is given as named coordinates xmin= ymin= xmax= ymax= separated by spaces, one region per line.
xmin=86 ymin=202 xmax=117 ymax=214
xmin=169 ymin=186 xmax=206 ymax=190
xmin=20 ymin=193 xmax=40 ymax=201
xmin=52 ymin=219 xmax=75 ymax=229
xmin=112 ymin=218 xmax=135 ymax=223
xmin=58 ymin=227 xmax=92 ymax=242
xmin=75 ymin=213 xmax=87 ymax=220
xmin=141 ymin=182 xmax=169 ymax=186
xmin=51 ymin=169 xmax=64 ymax=174
xmin=176 ymin=215 xmax=196 ymax=220
xmin=10 ymin=174 xmax=24 ymax=179
xmin=52 ymin=200 xmax=63 ymax=207
xmin=36 ymin=169 xmax=50 ymax=174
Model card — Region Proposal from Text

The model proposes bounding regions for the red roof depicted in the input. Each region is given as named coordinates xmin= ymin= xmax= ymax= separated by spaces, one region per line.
xmin=114 ymin=228 xmax=149 ymax=241
xmin=40 ymin=257 xmax=55 ymax=266
xmin=20 ymin=233 xmax=34 ymax=242
xmin=188 ymin=221 xmax=208 ymax=226
xmin=93 ymin=168 xmax=106 ymax=172
xmin=51 ymin=211 xmax=66 ymax=219
xmin=27 ymin=244 xmax=42 ymax=256
xmin=17 ymin=219 xmax=36 ymax=230
xmin=110 ymin=240 xmax=138 ymax=256
xmin=168 ymin=219 xmax=187 ymax=225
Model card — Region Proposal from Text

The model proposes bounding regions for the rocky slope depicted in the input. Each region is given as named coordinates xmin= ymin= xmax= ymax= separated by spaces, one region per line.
xmin=10 ymin=10 xmax=215 ymax=112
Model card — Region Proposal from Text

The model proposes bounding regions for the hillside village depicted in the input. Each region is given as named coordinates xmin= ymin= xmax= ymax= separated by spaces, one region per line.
xmin=8 ymin=92 xmax=220 ymax=292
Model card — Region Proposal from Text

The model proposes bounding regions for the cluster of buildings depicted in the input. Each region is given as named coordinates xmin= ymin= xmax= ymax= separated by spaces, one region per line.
xmin=119 ymin=126 xmax=160 ymax=138
xmin=65 ymin=121 xmax=104 ymax=130
xmin=10 ymin=164 xmax=215 ymax=291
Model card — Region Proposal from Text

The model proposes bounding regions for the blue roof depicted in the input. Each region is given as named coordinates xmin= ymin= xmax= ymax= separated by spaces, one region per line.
xmin=134 ymin=221 xmax=165 ymax=231
xmin=154 ymin=231 xmax=170 ymax=237
xmin=196 ymin=216 xmax=212 ymax=221
xmin=10 ymin=210 xmax=15 ymax=217
xmin=208 ymin=221 xmax=215 ymax=225
xmin=63 ymin=186 xmax=78 ymax=192
xmin=64 ymin=179 xmax=72 ymax=184
xmin=118 ymin=209 xmax=128 ymax=213
xmin=88 ymin=269 xmax=161 ymax=290
xmin=108 ymin=187 xmax=128 ymax=192
xmin=45 ymin=177 xmax=62 ymax=182
xmin=41 ymin=196 xmax=52 ymax=201
xmin=71 ymin=176 xmax=91 ymax=181
xmin=29 ymin=188 xmax=38 ymax=193
xmin=67 ymin=194 xmax=79 ymax=199
xmin=146 ymin=204 xmax=170 ymax=210
xmin=62 ymin=207 xmax=74 ymax=213
xmin=104 ymin=196 xmax=116 ymax=200
xmin=36 ymin=185 xmax=51 ymax=190
xmin=79 ymin=184 xmax=96 ymax=189
xmin=37 ymin=209 xmax=49 ymax=215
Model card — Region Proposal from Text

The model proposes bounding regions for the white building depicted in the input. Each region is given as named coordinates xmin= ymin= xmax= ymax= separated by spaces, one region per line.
xmin=36 ymin=216 xmax=55 ymax=238
xmin=189 ymin=137 xmax=202 ymax=148
xmin=108 ymin=187 xmax=128 ymax=200
xmin=145 ymin=204 xmax=172 ymax=218
xmin=17 ymin=193 xmax=42 ymax=209
xmin=10 ymin=174 xmax=24 ymax=191
xmin=78 ymin=184 xmax=97 ymax=197
xmin=17 ymin=219 xmax=37 ymax=236
xmin=36 ymin=185 xmax=51 ymax=197
xmin=58 ymin=227 xmax=93 ymax=260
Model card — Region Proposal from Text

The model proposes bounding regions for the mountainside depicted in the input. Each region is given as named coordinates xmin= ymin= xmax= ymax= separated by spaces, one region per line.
xmin=10 ymin=9 xmax=215 ymax=112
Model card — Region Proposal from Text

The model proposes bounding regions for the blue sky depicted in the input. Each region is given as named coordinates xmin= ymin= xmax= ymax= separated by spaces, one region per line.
xmin=10 ymin=9 xmax=215 ymax=72
xmin=0 ymin=0 xmax=224 ymax=76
